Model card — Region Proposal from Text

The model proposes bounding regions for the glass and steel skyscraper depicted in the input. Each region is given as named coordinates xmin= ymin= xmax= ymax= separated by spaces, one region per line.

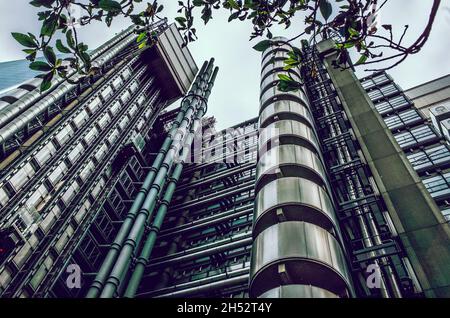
xmin=0 ymin=20 xmax=206 ymax=297
xmin=0 ymin=29 xmax=448 ymax=298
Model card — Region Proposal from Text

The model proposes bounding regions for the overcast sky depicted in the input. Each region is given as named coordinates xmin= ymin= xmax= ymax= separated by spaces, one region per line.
xmin=0 ymin=1 xmax=449 ymax=130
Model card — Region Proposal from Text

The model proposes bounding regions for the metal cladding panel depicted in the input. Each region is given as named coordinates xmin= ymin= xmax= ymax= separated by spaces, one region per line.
xmin=405 ymin=74 xmax=450 ymax=100
xmin=249 ymin=221 xmax=351 ymax=297
xmin=259 ymin=285 xmax=339 ymax=298
xmin=156 ymin=23 xmax=198 ymax=96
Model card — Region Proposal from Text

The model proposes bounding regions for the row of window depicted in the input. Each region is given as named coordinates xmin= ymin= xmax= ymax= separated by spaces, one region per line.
xmin=360 ymin=73 xmax=391 ymax=90
xmin=171 ymin=254 xmax=250 ymax=285
xmin=374 ymin=94 xmax=410 ymax=116
xmin=183 ymin=215 xmax=252 ymax=248
xmin=0 ymin=71 xmax=143 ymax=211
xmin=365 ymin=73 xmax=449 ymax=222
xmin=367 ymin=83 xmax=399 ymax=101
xmin=394 ymin=125 xmax=439 ymax=149
xmin=11 ymin=99 xmax=153 ymax=290
xmin=194 ymin=169 xmax=256 ymax=198
xmin=384 ymin=109 xmax=422 ymax=131
xmin=0 ymin=66 xmax=135 ymax=194
xmin=407 ymin=145 xmax=450 ymax=172
xmin=1 ymin=78 xmax=151 ymax=237
xmin=423 ymin=172 xmax=450 ymax=199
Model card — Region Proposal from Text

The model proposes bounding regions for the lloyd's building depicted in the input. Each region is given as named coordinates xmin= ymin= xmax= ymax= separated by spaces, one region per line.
xmin=0 ymin=20 xmax=448 ymax=298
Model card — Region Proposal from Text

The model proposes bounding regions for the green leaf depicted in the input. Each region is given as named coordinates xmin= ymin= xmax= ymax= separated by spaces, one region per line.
xmin=138 ymin=41 xmax=147 ymax=49
xmin=278 ymin=74 xmax=293 ymax=82
xmin=175 ymin=16 xmax=187 ymax=28
xmin=30 ymin=61 xmax=53 ymax=72
xmin=98 ymin=0 xmax=122 ymax=12
xmin=278 ymin=79 xmax=301 ymax=92
xmin=44 ymin=46 xmax=56 ymax=65
xmin=228 ymin=11 xmax=240 ymax=22
xmin=30 ymin=0 xmax=55 ymax=8
xmin=244 ymin=0 xmax=257 ymax=9
xmin=40 ymin=71 xmax=54 ymax=92
xmin=11 ymin=32 xmax=38 ymax=48
xmin=192 ymin=0 xmax=204 ymax=6
xmin=136 ymin=32 xmax=147 ymax=43
xmin=348 ymin=27 xmax=359 ymax=37
xmin=80 ymin=52 xmax=91 ymax=71
xmin=228 ymin=0 xmax=240 ymax=10
xmin=56 ymin=39 xmax=71 ymax=53
xmin=23 ymin=49 xmax=36 ymax=54
xmin=319 ymin=0 xmax=332 ymax=21
xmin=253 ymin=40 xmax=272 ymax=52
xmin=201 ymin=7 xmax=212 ymax=24
xmin=66 ymin=29 xmax=76 ymax=50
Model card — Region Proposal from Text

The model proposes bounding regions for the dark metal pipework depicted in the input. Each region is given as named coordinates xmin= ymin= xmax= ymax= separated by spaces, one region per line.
xmin=87 ymin=59 xmax=217 ymax=298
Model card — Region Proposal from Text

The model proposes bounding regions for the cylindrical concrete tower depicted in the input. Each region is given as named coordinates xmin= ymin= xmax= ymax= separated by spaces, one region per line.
xmin=249 ymin=37 xmax=353 ymax=298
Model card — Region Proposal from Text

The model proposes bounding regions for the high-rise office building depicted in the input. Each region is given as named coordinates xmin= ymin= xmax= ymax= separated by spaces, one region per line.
xmin=0 ymin=20 xmax=204 ymax=297
xmin=404 ymin=74 xmax=450 ymax=145
xmin=0 ymin=29 xmax=448 ymax=298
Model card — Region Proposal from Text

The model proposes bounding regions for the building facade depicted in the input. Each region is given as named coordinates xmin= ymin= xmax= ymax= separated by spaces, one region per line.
xmin=0 ymin=20 xmax=202 ymax=297
xmin=405 ymin=74 xmax=450 ymax=118
xmin=0 ymin=29 xmax=449 ymax=298
xmin=0 ymin=59 xmax=42 ymax=94
xmin=361 ymin=72 xmax=450 ymax=222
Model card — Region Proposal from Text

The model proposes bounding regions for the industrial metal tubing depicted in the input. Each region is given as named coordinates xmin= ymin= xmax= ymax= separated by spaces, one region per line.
xmin=99 ymin=61 xmax=217 ymax=298
xmin=123 ymin=68 xmax=219 ymax=297
xmin=43 ymin=94 xmax=165 ymax=297
xmin=175 ymin=162 xmax=254 ymax=193
xmin=123 ymin=95 xmax=205 ymax=296
xmin=315 ymin=69 xmax=395 ymax=297
xmin=86 ymin=59 xmax=213 ymax=298
xmin=86 ymin=60 xmax=209 ymax=298
xmin=147 ymin=234 xmax=252 ymax=269
xmin=153 ymin=275 xmax=249 ymax=298
xmin=158 ymin=205 xmax=253 ymax=238
xmin=167 ymin=180 xmax=255 ymax=213
xmin=182 ymin=144 xmax=258 ymax=174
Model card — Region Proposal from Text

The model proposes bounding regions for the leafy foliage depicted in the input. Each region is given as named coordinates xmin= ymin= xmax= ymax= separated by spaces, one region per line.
xmin=13 ymin=0 xmax=441 ymax=93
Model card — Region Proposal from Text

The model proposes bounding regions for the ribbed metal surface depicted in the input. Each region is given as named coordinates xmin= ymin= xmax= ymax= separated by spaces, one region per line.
xmin=259 ymin=284 xmax=339 ymax=298
xmin=250 ymin=37 xmax=352 ymax=298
